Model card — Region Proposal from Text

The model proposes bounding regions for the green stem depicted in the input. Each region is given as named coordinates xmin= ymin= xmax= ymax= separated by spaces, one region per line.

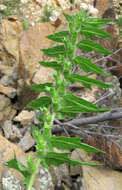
xmin=27 ymin=159 xmax=41 ymax=190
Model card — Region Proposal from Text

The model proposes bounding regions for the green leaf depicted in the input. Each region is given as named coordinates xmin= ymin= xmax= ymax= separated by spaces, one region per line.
xmin=46 ymin=30 xmax=70 ymax=43
xmin=59 ymin=106 xmax=108 ymax=114
xmin=68 ymin=74 xmax=113 ymax=89
xmin=45 ymin=152 xmax=102 ymax=167
xmin=50 ymin=136 xmax=104 ymax=153
xmin=77 ymin=40 xmax=112 ymax=54
xmin=61 ymin=92 xmax=107 ymax=112
xmin=81 ymin=26 xmax=113 ymax=38
xmin=39 ymin=61 xmax=63 ymax=71
xmin=26 ymin=96 xmax=52 ymax=109
xmin=63 ymin=13 xmax=73 ymax=22
xmin=41 ymin=45 xmax=66 ymax=58
xmin=86 ymin=17 xmax=111 ymax=26
xmin=6 ymin=154 xmax=30 ymax=178
xmin=29 ymin=82 xmax=53 ymax=92
xmin=73 ymin=56 xmax=108 ymax=75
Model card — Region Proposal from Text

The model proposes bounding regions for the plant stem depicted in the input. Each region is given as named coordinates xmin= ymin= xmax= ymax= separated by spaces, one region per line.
xmin=27 ymin=158 xmax=41 ymax=190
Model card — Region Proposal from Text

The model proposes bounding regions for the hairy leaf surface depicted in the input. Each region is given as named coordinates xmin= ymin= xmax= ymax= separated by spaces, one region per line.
xmin=68 ymin=74 xmax=113 ymax=89
xmin=50 ymin=136 xmax=104 ymax=152
xmin=44 ymin=152 xmax=102 ymax=167
xmin=27 ymin=96 xmax=52 ymax=109
xmin=73 ymin=56 xmax=108 ymax=75
xmin=29 ymin=82 xmax=53 ymax=92
xmin=39 ymin=61 xmax=63 ymax=71
xmin=77 ymin=40 xmax=112 ymax=54
xmin=81 ymin=26 xmax=113 ymax=38
xmin=46 ymin=30 xmax=70 ymax=43
xmin=41 ymin=45 xmax=66 ymax=57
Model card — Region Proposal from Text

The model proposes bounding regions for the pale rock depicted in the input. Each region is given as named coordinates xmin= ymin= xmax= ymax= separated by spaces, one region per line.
xmin=82 ymin=166 xmax=122 ymax=190
xmin=0 ymin=75 xmax=13 ymax=86
xmin=35 ymin=167 xmax=54 ymax=190
xmin=0 ymin=16 xmax=23 ymax=67
xmin=0 ymin=84 xmax=16 ymax=98
xmin=18 ymin=131 xmax=35 ymax=151
xmin=70 ymin=149 xmax=83 ymax=177
xmin=0 ymin=4 xmax=7 ymax=11
xmin=19 ymin=22 xmax=55 ymax=84
xmin=18 ymin=23 xmax=55 ymax=108
xmin=20 ymin=0 xmax=28 ymax=3
xmin=88 ymin=5 xmax=99 ymax=16
xmin=0 ymin=134 xmax=27 ymax=164
xmin=0 ymin=94 xmax=16 ymax=122
xmin=0 ymin=64 xmax=14 ymax=77
xmin=2 ymin=171 xmax=24 ymax=190
xmin=32 ymin=66 xmax=55 ymax=84
xmin=2 ymin=120 xmax=22 ymax=141
xmin=14 ymin=110 xmax=35 ymax=126
xmin=80 ymin=3 xmax=89 ymax=11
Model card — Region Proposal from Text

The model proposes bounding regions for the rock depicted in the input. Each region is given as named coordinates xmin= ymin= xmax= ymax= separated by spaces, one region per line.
xmin=34 ymin=167 xmax=54 ymax=190
xmin=32 ymin=66 xmax=54 ymax=84
xmin=0 ymin=134 xmax=27 ymax=164
xmin=0 ymin=16 xmax=23 ymax=68
xmin=2 ymin=170 xmax=24 ymax=190
xmin=0 ymin=75 xmax=14 ymax=86
xmin=14 ymin=110 xmax=35 ymax=126
xmin=2 ymin=120 xmax=22 ymax=141
xmin=0 ymin=95 xmax=16 ymax=122
xmin=113 ymin=0 xmax=122 ymax=19
xmin=70 ymin=149 xmax=122 ymax=190
xmin=95 ymin=0 xmax=115 ymax=18
xmin=18 ymin=131 xmax=35 ymax=151
xmin=0 ymin=84 xmax=16 ymax=98
xmin=0 ymin=4 xmax=7 ymax=11
xmin=84 ymin=135 xmax=122 ymax=170
xmin=82 ymin=166 xmax=122 ymax=190
xmin=19 ymin=22 xmax=55 ymax=85
xmin=18 ymin=22 xmax=55 ymax=108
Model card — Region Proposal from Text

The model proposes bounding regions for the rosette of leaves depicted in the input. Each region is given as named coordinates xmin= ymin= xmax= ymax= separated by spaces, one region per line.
xmin=6 ymin=11 xmax=114 ymax=190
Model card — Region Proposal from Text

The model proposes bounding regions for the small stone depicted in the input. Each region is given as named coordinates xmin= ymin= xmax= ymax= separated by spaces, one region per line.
xmin=14 ymin=110 xmax=35 ymax=126
xmin=0 ymin=4 xmax=7 ymax=11
xmin=2 ymin=120 xmax=22 ymax=141
xmin=0 ymin=84 xmax=16 ymax=98
xmin=0 ymin=75 xmax=12 ymax=86
xmin=18 ymin=131 xmax=35 ymax=151
xmin=2 ymin=171 xmax=23 ymax=190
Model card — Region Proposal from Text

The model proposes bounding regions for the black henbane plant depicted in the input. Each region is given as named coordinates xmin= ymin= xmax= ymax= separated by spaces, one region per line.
xmin=6 ymin=11 xmax=114 ymax=190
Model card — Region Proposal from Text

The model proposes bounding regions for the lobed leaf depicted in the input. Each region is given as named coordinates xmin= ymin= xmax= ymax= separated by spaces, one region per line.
xmin=41 ymin=45 xmax=66 ymax=58
xmin=50 ymin=136 xmax=104 ymax=152
xmin=46 ymin=30 xmax=70 ymax=43
xmin=77 ymin=40 xmax=113 ymax=54
xmin=73 ymin=56 xmax=108 ymax=75
xmin=68 ymin=74 xmax=113 ymax=89
xmin=6 ymin=154 xmax=30 ymax=180
xmin=44 ymin=152 xmax=102 ymax=167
